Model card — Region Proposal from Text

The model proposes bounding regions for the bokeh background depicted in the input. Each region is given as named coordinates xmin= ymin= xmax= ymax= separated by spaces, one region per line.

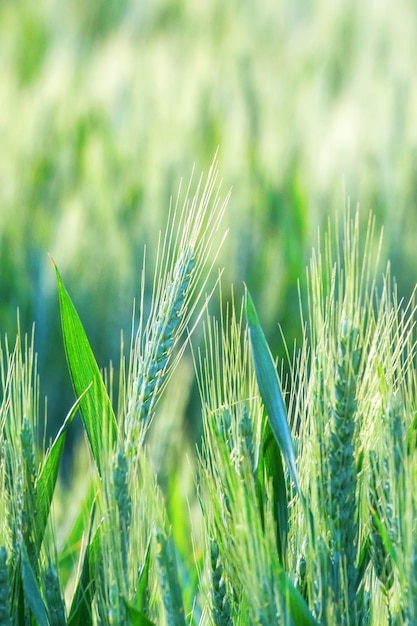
xmin=1 ymin=0 xmax=417 ymax=446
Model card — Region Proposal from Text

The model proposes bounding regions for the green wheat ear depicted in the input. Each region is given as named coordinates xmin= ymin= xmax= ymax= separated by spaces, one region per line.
xmin=126 ymin=245 xmax=195 ymax=440
xmin=124 ymin=156 xmax=229 ymax=454
xmin=325 ymin=319 xmax=362 ymax=622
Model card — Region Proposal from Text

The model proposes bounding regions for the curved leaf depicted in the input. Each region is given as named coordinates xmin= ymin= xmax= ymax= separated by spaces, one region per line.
xmin=21 ymin=546 xmax=49 ymax=626
xmin=257 ymin=415 xmax=289 ymax=565
xmin=52 ymin=258 xmax=117 ymax=474
xmin=245 ymin=286 xmax=301 ymax=496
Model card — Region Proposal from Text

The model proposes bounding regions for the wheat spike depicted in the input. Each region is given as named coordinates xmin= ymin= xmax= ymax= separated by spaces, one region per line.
xmin=324 ymin=320 xmax=361 ymax=623
xmin=124 ymin=156 xmax=229 ymax=454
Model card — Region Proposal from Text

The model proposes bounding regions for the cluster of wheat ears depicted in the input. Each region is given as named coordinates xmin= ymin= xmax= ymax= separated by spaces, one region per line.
xmin=1 ymin=158 xmax=416 ymax=625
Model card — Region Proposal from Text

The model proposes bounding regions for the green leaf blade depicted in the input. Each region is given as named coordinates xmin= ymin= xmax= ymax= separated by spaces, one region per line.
xmin=245 ymin=286 xmax=301 ymax=497
xmin=134 ymin=537 xmax=152 ymax=614
xmin=275 ymin=567 xmax=319 ymax=626
xmin=258 ymin=418 xmax=289 ymax=564
xmin=52 ymin=259 xmax=117 ymax=474
xmin=124 ymin=601 xmax=156 ymax=626
xmin=21 ymin=547 xmax=49 ymax=626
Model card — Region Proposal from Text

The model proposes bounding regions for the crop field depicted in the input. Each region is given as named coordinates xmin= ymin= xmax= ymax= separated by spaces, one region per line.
xmin=1 ymin=1 xmax=417 ymax=624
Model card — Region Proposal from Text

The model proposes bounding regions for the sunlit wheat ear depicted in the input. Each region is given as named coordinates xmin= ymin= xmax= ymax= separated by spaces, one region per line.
xmin=1 ymin=329 xmax=42 ymax=575
xmin=298 ymin=211 xmax=385 ymax=624
xmin=126 ymin=245 xmax=195 ymax=439
xmin=124 ymin=155 xmax=229 ymax=453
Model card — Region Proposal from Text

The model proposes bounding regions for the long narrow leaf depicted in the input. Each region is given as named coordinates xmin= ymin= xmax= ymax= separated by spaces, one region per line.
xmin=257 ymin=416 xmax=289 ymax=565
xmin=21 ymin=546 xmax=49 ymax=626
xmin=124 ymin=601 xmax=156 ymax=626
xmin=245 ymin=286 xmax=301 ymax=496
xmin=134 ymin=536 xmax=152 ymax=613
xmin=275 ymin=566 xmax=319 ymax=626
xmin=52 ymin=258 xmax=117 ymax=475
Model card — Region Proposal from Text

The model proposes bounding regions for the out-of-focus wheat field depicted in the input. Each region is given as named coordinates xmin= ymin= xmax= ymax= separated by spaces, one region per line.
xmin=1 ymin=0 xmax=417 ymax=437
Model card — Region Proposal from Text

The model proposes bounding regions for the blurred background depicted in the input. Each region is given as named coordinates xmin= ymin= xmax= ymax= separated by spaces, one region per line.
xmin=1 ymin=0 xmax=417 ymax=447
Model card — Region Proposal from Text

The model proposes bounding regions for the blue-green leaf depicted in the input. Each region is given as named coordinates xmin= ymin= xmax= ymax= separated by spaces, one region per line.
xmin=21 ymin=547 xmax=49 ymax=626
xmin=245 ymin=286 xmax=301 ymax=496
xmin=124 ymin=600 xmax=156 ymax=626
xmin=134 ymin=536 xmax=152 ymax=613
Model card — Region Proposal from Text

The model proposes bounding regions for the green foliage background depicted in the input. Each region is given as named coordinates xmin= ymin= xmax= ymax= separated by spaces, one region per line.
xmin=1 ymin=0 xmax=417 ymax=434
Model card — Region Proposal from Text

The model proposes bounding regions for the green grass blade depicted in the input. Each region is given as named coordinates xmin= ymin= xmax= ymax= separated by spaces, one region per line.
xmin=134 ymin=536 xmax=151 ymax=613
xmin=257 ymin=416 xmax=289 ymax=565
xmin=52 ymin=258 xmax=117 ymax=475
xmin=124 ymin=601 xmax=156 ymax=626
xmin=370 ymin=507 xmax=400 ymax=572
xmin=35 ymin=388 xmax=90 ymax=549
xmin=275 ymin=567 xmax=319 ymax=626
xmin=245 ymin=286 xmax=301 ymax=496
xmin=21 ymin=546 xmax=49 ymax=626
